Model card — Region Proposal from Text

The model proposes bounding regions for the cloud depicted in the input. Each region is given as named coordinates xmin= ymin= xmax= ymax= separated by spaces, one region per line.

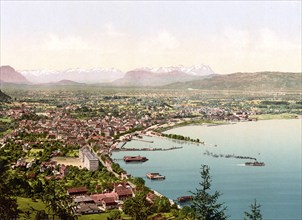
xmin=138 ymin=30 xmax=180 ymax=53
xmin=222 ymin=28 xmax=251 ymax=49
xmin=256 ymin=28 xmax=299 ymax=51
xmin=220 ymin=27 xmax=300 ymax=52
xmin=101 ymin=22 xmax=127 ymax=37
xmin=41 ymin=34 xmax=90 ymax=51
xmin=157 ymin=30 xmax=180 ymax=49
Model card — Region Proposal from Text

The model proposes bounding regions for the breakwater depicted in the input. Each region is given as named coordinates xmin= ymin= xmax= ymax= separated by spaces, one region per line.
xmin=203 ymin=150 xmax=257 ymax=160
xmin=114 ymin=146 xmax=183 ymax=152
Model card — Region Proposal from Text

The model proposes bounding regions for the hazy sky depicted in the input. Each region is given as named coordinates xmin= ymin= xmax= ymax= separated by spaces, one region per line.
xmin=1 ymin=1 xmax=301 ymax=73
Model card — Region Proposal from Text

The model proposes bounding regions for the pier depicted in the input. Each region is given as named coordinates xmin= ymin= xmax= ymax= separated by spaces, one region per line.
xmin=132 ymin=138 xmax=154 ymax=143
xmin=113 ymin=146 xmax=183 ymax=152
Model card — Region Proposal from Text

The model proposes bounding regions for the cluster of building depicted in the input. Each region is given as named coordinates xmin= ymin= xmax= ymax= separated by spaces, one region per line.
xmin=66 ymin=182 xmax=135 ymax=214
xmin=3 ymin=106 xmax=157 ymax=150
xmin=66 ymin=182 xmax=160 ymax=215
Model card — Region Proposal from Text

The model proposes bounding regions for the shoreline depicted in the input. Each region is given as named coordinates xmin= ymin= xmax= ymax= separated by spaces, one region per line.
xmin=155 ymin=114 xmax=300 ymax=133
xmin=109 ymin=115 xmax=300 ymax=210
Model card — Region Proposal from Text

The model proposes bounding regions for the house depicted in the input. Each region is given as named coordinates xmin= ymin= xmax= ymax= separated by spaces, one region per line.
xmin=60 ymin=164 xmax=69 ymax=177
xmin=113 ymin=182 xmax=134 ymax=201
xmin=75 ymin=203 xmax=101 ymax=215
xmin=40 ymin=161 xmax=57 ymax=172
xmin=90 ymin=192 xmax=119 ymax=210
xmin=73 ymin=195 xmax=94 ymax=204
xmin=146 ymin=192 xmax=156 ymax=204
xmin=67 ymin=186 xmax=88 ymax=197
xmin=15 ymin=157 xmax=27 ymax=168
xmin=79 ymin=146 xmax=99 ymax=171
xmin=101 ymin=197 xmax=119 ymax=210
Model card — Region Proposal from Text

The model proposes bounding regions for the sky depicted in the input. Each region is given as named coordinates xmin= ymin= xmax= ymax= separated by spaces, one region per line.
xmin=0 ymin=1 xmax=301 ymax=73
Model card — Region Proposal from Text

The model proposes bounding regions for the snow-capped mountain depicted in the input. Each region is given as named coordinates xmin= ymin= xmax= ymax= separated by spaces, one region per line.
xmin=18 ymin=64 xmax=215 ymax=85
xmin=20 ymin=68 xmax=125 ymax=84
xmin=133 ymin=64 xmax=215 ymax=76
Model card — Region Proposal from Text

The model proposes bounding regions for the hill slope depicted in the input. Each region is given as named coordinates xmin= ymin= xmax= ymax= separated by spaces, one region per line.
xmin=112 ymin=70 xmax=208 ymax=87
xmin=0 ymin=90 xmax=12 ymax=102
xmin=0 ymin=66 xmax=30 ymax=84
xmin=166 ymin=72 xmax=302 ymax=91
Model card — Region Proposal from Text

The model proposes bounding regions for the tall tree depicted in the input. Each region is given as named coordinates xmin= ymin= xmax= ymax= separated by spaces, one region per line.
xmin=244 ymin=200 xmax=262 ymax=220
xmin=190 ymin=164 xmax=228 ymax=220
xmin=123 ymin=192 xmax=150 ymax=220
xmin=43 ymin=178 xmax=76 ymax=220
xmin=0 ymin=157 xmax=19 ymax=219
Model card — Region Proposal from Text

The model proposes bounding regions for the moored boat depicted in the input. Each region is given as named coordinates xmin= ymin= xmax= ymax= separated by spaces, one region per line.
xmin=146 ymin=172 xmax=165 ymax=180
xmin=245 ymin=161 xmax=265 ymax=166
xmin=123 ymin=156 xmax=148 ymax=162
xmin=177 ymin=196 xmax=193 ymax=203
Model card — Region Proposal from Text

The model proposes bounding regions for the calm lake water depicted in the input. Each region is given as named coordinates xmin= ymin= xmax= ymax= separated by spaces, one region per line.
xmin=112 ymin=119 xmax=302 ymax=220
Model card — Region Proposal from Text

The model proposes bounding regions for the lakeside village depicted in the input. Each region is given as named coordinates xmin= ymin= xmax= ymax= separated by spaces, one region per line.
xmin=1 ymin=92 xmax=297 ymax=218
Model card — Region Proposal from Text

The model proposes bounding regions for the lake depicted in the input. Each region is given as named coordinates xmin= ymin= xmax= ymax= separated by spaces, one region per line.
xmin=112 ymin=119 xmax=301 ymax=219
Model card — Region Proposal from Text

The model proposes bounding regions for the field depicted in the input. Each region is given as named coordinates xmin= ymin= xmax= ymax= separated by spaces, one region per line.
xmin=250 ymin=113 xmax=298 ymax=120
xmin=78 ymin=213 xmax=111 ymax=220
xmin=0 ymin=117 xmax=12 ymax=123
xmin=17 ymin=197 xmax=48 ymax=220
xmin=51 ymin=156 xmax=82 ymax=167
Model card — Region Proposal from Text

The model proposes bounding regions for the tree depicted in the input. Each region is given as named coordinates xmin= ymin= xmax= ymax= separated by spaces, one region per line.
xmin=107 ymin=209 xmax=122 ymax=220
xmin=34 ymin=210 xmax=49 ymax=220
xmin=174 ymin=206 xmax=196 ymax=220
xmin=43 ymin=178 xmax=77 ymax=220
xmin=132 ymin=177 xmax=145 ymax=187
xmin=190 ymin=164 xmax=228 ymax=220
xmin=123 ymin=192 xmax=150 ymax=220
xmin=153 ymin=196 xmax=171 ymax=213
xmin=0 ymin=157 xmax=19 ymax=219
xmin=244 ymin=200 xmax=262 ymax=220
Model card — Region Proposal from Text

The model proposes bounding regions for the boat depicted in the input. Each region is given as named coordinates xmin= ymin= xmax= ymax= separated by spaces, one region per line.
xmin=123 ymin=156 xmax=148 ymax=162
xmin=245 ymin=161 xmax=265 ymax=166
xmin=146 ymin=172 xmax=165 ymax=180
xmin=177 ymin=196 xmax=193 ymax=203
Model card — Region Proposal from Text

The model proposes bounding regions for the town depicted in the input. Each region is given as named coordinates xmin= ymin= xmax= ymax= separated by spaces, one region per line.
xmin=0 ymin=86 xmax=300 ymax=219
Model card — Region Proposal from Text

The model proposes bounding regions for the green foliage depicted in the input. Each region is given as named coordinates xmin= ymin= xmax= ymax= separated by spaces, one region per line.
xmin=190 ymin=165 xmax=228 ymax=220
xmin=244 ymin=200 xmax=262 ymax=220
xmin=173 ymin=206 xmax=196 ymax=220
xmin=162 ymin=133 xmax=202 ymax=143
xmin=107 ymin=209 xmax=122 ymax=220
xmin=152 ymin=196 xmax=171 ymax=213
xmin=111 ymin=163 xmax=125 ymax=175
xmin=0 ymin=157 xmax=19 ymax=219
xmin=42 ymin=178 xmax=77 ymax=220
xmin=132 ymin=177 xmax=145 ymax=187
xmin=123 ymin=192 xmax=150 ymax=220
xmin=34 ymin=210 xmax=49 ymax=220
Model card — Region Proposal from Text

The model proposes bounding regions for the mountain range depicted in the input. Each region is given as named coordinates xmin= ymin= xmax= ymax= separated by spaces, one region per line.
xmin=0 ymin=65 xmax=301 ymax=91
xmin=20 ymin=67 xmax=124 ymax=84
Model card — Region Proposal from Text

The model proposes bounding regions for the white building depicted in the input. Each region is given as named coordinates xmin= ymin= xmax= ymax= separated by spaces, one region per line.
xmin=79 ymin=146 xmax=99 ymax=171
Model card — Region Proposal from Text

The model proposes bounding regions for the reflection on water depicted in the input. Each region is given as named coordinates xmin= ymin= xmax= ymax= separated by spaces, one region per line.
xmin=112 ymin=119 xmax=301 ymax=219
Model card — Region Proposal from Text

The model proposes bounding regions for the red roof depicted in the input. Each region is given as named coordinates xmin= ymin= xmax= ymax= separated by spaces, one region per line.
xmin=90 ymin=192 xmax=118 ymax=202
xmin=67 ymin=186 xmax=88 ymax=194
xmin=102 ymin=197 xmax=117 ymax=205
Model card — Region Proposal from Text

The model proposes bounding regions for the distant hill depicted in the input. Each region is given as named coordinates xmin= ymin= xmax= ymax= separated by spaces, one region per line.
xmin=0 ymin=66 xmax=30 ymax=84
xmin=166 ymin=72 xmax=302 ymax=91
xmin=112 ymin=70 xmax=213 ymax=87
xmin=20 ymin=68 xmax=125 ymax=84
xmin=39 ymin=79 xmax=85 ymax=86
xmin=0 ymin=90 xmax=12 ymax=102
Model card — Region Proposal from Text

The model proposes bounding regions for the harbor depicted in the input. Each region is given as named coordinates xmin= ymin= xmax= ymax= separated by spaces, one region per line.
xmin=112 ymin=119 xmax=301 ymax=219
